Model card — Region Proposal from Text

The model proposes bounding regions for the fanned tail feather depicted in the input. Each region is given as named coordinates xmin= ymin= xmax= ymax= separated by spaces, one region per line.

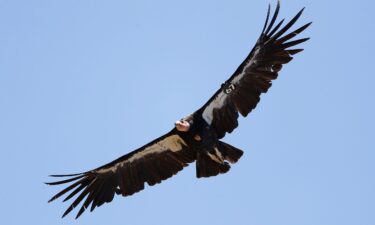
xmin=196 ymin=141 xmax=243 ymax=178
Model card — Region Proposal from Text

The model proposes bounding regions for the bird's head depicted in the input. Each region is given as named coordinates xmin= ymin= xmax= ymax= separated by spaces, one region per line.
xmin=175 ymin=119 xmax=191 ymax=132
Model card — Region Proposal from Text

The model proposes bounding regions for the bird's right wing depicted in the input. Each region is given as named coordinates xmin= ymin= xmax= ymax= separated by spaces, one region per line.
xmin=200 ymin=1 xmax=311 ymax=138
xmin=46 ymin=129 xmax=195 ymax=219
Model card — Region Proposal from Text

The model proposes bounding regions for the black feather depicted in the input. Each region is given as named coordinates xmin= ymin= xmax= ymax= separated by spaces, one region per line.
xmin=267 ymin=8 xmax=305 ymax=43
xmin=265 ymin=0 xmax=281 ymax=35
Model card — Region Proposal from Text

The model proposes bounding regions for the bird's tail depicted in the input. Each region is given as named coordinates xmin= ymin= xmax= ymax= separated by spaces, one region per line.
xmin=196 ymin=141 xmax=243 ymax=178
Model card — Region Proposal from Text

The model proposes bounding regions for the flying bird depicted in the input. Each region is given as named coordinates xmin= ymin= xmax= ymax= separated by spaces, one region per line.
xmin=47 ymin=1 xmax=311 ymax=219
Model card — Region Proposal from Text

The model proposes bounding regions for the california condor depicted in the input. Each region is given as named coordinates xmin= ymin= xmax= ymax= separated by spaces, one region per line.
xmin=47 ymin=1 xmax=311 ymax=219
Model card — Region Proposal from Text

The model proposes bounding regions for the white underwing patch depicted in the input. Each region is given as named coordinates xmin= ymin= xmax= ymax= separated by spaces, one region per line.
xmin=202 ymin=47 xmax=261 ymax=125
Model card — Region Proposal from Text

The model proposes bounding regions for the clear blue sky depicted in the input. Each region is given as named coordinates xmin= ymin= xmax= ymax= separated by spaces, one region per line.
xmin=1 ymin=0 xmax=374 ymax=224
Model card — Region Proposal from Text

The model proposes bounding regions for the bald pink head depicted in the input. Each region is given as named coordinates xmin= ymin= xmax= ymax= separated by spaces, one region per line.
xmin=175 ymin=120 xmax=190 ymax=132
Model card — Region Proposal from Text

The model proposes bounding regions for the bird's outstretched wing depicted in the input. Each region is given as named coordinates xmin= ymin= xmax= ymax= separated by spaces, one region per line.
xmin=200 ymin=1 xmax=311 ymax=138
xmin=46 ymin=129 xmax=195 ymax=219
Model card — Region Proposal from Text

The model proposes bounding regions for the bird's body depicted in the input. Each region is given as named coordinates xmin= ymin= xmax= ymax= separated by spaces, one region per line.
xmin=182 ymin=112 xmax=216 ymax=148
xmin=47 ymin=1 xmax=311 ymax=219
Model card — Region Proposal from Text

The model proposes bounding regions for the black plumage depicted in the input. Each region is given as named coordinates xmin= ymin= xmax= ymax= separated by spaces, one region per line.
xmin=47 ymin=1 xmax=310 ymax=219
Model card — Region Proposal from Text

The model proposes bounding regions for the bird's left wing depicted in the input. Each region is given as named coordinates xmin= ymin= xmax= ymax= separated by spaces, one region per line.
xmin=200 ymin=2 xmax=311 ymax=138
xmin=46 ymin=129 xmax=195 ymax=219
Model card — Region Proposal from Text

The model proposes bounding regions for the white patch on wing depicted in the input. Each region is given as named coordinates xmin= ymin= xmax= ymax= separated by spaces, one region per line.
xmin=202 ymin=91 xmax=227 ymax=124
xmin=202 ymin=47 xmax=261 ymax=125
xmin=97 ymin=135 xmax=187 ymax=173
xmin=232 ymin=47 xmax=260 ymax=84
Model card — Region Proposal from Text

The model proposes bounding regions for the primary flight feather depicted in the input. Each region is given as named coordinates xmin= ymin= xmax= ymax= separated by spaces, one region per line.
xmin=47 ymin=1 xmax=311 ymax=219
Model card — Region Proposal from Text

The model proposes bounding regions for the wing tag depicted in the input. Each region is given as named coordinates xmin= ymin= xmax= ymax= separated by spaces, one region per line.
xmin=222 ymin=83 xmax=236 ymax=94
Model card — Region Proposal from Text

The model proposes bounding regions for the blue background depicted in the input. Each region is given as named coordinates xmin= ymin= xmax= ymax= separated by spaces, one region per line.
xmin=1 ymin=0 xmax=374 ymax=224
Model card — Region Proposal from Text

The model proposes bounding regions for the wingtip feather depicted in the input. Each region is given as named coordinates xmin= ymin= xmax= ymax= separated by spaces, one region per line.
xmin=287 ymin=49 xmax=304 ymax=55
xmin=261 ymin=3 xmax=272 ymax=34
xmin=49 ymin=173 xmax=84 ymax=177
